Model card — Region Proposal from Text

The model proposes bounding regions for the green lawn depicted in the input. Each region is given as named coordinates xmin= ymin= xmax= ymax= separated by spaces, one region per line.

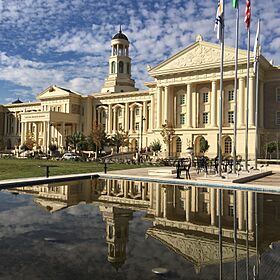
xmin=0 ymin=158 xmax=143 ymax=180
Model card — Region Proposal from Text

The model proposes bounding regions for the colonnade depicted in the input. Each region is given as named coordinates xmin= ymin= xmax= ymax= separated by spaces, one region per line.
xmin=155 ymin=76 xmax=264 ymax=129
xmin=96 ymin=101 xmax=152 ymax=134
xmin=20 ymin=121 xmax=77 ymax=151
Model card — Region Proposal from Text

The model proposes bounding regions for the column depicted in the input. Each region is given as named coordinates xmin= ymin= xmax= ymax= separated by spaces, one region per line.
xmin=113 ymin=108 xmax=117 ymax=132
xmin=121 ymin=107 xmax=125 ymax=130
xmin=238 ymin=77 xmax=245 ymax=127
xmin=248 ymin=192 xmax=254 ymax=231
xmin=187 ymin=84 xmax=192 ymax=128
xmin=155 ymin=183 xmax=161 ymax=217
xmin=164 ymin=86 xmax=169 ymax=122
xmin=185 ymin=189 xmax=191 ymax=222
xmin=249 ymin=76 xmax=255 ymax=126
xmin=211 ymin=80 xmax=218 ymax=127
xmin=124 ymin=181 xmax=128 ymax=198
xmin=125 ymin=103 xmax=129 ymax=131
xmin=237 ymin=191 xmax=244 ymax=230
xmin=191 ymin=187 xmax=196 ymax=212
xmin=43 ymin=121 xmax=48 ymax=152
xmin=157 ymin=87 xmax=162 ymax=128
xmin=129 ymin=107 xmax=133 ymax=132
xmin=20 ymin=122 xmax=25 ymax=145
xmin=259 ymin=81 xmax=264 ymax=128
xmin=210 ymin=189 xmax=217 ymax=226
xmin=163 ymin=188 xmax=167 ymax=218
xmin=34 ymin=123 xmax=39 ymax=147
xmin=192 ymin=88 xmax=197 ymax=128
xmin=14 ymin=114 xmax=17 ymax=135
xmin=150 ymin=95 xmax=154 ymax=130
xmin=61 ymin=122 xmax=65 ymax=148
xmin=108 ymin=104 xmax=112 ymax=134
xmin=143 ymin=101 xmax=147 ymax=132
xmin=149 ymin=183 xmax=153 ymax=207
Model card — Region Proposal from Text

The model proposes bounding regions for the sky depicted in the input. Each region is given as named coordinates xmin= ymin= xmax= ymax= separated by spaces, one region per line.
xmin=0 ymin=0 xmax=279 ymax=104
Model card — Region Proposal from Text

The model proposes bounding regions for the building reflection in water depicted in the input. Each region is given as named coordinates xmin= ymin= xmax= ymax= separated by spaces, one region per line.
xmin=9 ymin=179 xmax=280 ymax=278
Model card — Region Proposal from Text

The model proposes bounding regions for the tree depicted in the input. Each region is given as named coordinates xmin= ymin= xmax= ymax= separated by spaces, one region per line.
xmin=199 ymin=137 xmax=210 ymax=155
xmin=111 ymin=129 xmax=129 ymax=153
xmin=266 ymin=141 xmax=277 ymax=159
xmin=88 ymin=123 xmax=108 ymax=158
xmin=66 ymin=132 xmax=86 ymax=153
xmin=150 ymin=139 xmax=161 ymax=153
xmin=22 ymin=131 xmax=35 ymax=151
xmin=160 ymin=120 xmax=175 ymax=158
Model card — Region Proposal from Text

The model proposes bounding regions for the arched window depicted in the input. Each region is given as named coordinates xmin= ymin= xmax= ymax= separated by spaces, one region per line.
xmin=119 ymin=61 xmax=124 ymax=73
xmin=118 ymin=45 xmax=123 ymax=56
xmin=176 ymin=138 xmax=182 ymax=153
xmin=127 ymin=62 xmax=130 ymax=74
xmin=111 ymin=61 xmax=116 ymax=74
xmin=224 ymin=136 xmax=232 ymax=154
xmin=113 ymin=46 xmax=117 ymax=55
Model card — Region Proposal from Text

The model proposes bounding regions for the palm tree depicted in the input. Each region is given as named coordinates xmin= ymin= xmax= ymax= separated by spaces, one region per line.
xmin=66 ymin=132 xmax=86 ymax=153
xmin=111 ymin=129 xmax=129 ymax=153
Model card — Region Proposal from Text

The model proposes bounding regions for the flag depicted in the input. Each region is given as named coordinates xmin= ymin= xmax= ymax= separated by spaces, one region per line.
xmin=253 ymin=20 xmax=260 ymax=73
xmin=244 ymin=0 xmax=251 ymax=29
xmin=232 ymin=0 xmax=238 ymax=9
xmin=214 ymin=0 xmax=224 ymax=41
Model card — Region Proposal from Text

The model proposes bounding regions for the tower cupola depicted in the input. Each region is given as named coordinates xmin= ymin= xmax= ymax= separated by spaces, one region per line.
xmin=101 ymin=26 xmax=138 ymax=93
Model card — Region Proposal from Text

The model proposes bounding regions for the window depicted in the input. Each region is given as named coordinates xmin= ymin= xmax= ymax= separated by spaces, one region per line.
xmin=118 ymin=109 xmax=122 ymax=117
xmin=201 ymin=188 xmax=208 ymax=193
xmin=277 ymin=88 xmax=280 ymax=102
xmin=224 ymin=136 xmax=232 ymax=154
xmin=228 ymin=90 xmax=234 ymax=101
xmin=111 ymin=61 xmax=116 ymax=74
xmin=135 ymin=122 xmax=139 ymax=131
xmin=118 ymin=123 xmax=122 ymax=130
xmin=176 ymin=138 xmax=182 ymax=153
xmin=118 ymin=45 xmax=123 ymax=56
xmin=203 ymin=112 xmax=208 ymax=124
xmin=228 ymin=205 xmax=234 ymax=217
xmin=203 ymin=92 xmax=209 ymax=103
xmin=119 ymin=61 xmax=124 ymax=73
xmin=202 ymin=202 xmax=208 ymax=213
xmin=113 ymin=46 xmax=117 ymax=55
xmin=179 ymin=95 xmax=185 ymax=105
xmin=135 ymin=108 xmax=140 ymax=115
xmin=103 ymin=111 xmax=106 ymax=118
xmin=228 ymin=111 xmax=234 ymax=124
xmin=127 ymin=62 xmax=130 ymax=74
xmin=179 ymin=114 xmax=185 ymax=125
xmin=276 ymin=112 xmax=280 ymax=125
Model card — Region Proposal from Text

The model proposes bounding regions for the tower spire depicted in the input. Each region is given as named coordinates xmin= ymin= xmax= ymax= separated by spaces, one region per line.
xmin=119 ymin=24 xmax=122 ymax=33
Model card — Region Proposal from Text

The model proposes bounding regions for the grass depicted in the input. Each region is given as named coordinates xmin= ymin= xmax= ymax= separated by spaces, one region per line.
xmin=0 ymin=158 xmax=144 ymax=180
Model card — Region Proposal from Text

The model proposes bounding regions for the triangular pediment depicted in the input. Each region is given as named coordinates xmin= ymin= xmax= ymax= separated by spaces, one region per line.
xmin=147 ymin=227 xmax=254 ymax=267
xmin=149 ymin=39 xmax=249 ymax=76
xmin=37 ymin=85 xmax=81 ymax=100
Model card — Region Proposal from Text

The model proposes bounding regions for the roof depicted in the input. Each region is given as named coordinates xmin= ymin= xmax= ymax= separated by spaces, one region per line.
xmin=112 ymin=26 xmax=128 ymax=41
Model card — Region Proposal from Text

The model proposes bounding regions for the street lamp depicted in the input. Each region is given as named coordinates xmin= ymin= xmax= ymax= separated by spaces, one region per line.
xmin=140 ymin=116 xmax=146 ymax=153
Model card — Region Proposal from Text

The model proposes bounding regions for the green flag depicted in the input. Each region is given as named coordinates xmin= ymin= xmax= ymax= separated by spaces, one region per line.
xmin=232 ymin=0 xmax=238 ymax=8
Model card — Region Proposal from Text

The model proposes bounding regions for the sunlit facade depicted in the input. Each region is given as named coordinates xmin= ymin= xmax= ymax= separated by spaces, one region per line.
xmin=1 ymin=31 xmax=280 ymax=159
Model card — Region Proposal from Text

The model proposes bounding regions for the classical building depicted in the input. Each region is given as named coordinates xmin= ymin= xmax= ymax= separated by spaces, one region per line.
xmin=1 ymin=30 xmax=280 ymax=159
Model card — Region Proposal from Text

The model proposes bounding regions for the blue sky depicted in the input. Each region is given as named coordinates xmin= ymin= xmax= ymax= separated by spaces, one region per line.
xmin=0 ymin=0 xmax=279 ymax=104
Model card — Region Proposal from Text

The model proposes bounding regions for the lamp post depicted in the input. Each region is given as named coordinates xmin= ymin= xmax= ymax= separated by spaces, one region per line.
xmin=140 ymin=116 xmax=146 ymax=153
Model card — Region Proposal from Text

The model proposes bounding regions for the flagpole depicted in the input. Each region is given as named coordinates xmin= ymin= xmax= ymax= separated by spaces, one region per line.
xmin=254 ymin=21 xmax=260 ymax=170
xmin=218 ymin=2 xmax=225 ymax=178
xmin=245 ymin=27 xmax=250 ymax=171
xmin=233 ymin=2 xmax=239 ymax=174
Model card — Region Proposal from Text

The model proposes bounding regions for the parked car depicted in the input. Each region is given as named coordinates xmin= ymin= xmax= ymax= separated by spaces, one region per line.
xmin=62 ymin=152 xmax=81 ymax=160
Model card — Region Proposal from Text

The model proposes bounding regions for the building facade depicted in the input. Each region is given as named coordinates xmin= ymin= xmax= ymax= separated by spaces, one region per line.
xmin=1 ymin=31 xmax=280 ymax=159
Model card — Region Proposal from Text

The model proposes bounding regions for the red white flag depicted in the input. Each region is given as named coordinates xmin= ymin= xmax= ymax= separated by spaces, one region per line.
xmin=244 ymin=0 xmax=251 ymax=29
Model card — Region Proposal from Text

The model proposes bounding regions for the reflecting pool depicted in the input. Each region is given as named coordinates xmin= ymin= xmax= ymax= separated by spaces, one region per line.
xmin=0 ymin=178 xmax=279 ymax=279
